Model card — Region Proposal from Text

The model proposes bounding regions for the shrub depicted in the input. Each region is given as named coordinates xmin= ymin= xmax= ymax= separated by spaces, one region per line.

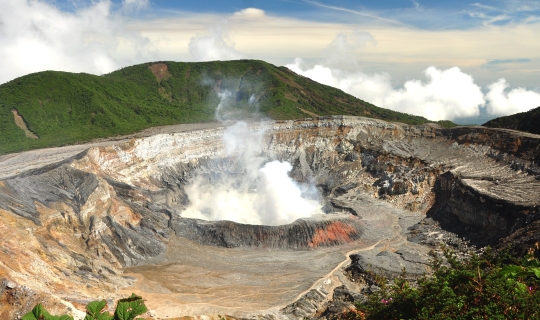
xmin=346 ymin=247 xmax=540 ymax=320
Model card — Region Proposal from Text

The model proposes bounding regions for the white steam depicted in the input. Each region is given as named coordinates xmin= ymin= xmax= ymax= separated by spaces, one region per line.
xmin=215 ymin=90 xmax=235 ymax=122
xmin=181 ymin=121 xmax=322 ymax=226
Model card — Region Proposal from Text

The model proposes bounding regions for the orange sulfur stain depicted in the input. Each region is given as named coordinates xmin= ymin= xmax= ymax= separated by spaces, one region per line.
xmin=308 ymin=222 xmax=357 ymax=247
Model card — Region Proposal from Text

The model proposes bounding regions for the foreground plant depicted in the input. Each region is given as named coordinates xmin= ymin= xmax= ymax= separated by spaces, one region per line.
xmin=22 ymin=293 xmax=147 ymax=320
xmin=346 ymin=247 xmax=540 ymax=320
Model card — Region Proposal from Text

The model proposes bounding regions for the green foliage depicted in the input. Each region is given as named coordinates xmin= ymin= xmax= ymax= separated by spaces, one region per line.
xmin=84 ymin=300 xmax=112 ymax=320
xmin=23 ymin=294 xmax=146 ymax=320
xmin=436 ymin=120 xmax=458 ymax=128
xmin=0 ymin=60 xmax=451 ymax=155
xmin=114 ymin=294 xmax=147 ymax=320
xmin=21 ymin=304 xmax=73 ymax=320
xmin=348 ymin=247 xmax=540 ymax=320
xmin=483 ymin=106 xmax=540 ymax=134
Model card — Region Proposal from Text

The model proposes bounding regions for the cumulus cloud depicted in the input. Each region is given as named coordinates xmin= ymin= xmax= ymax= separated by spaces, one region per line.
xmin=287 ymin=31 xmax=540 ymax=121
xmin=288 ymin=59 xmax=484 ymax=121
xmin=0 ymin=0 xmax=154 ymax=84
xmin=287 ymin=58 xmax=393 ymax=108
xmin=381 ymin=67 xmax=485 ymax=120
xmin=485 ymin=79 xmax=540 ymax=116
xmin=188 ymin=24 xmax=244 ymax=61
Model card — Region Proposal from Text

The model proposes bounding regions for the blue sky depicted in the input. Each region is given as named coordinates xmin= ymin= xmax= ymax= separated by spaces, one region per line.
xmin=1 ymin=0 xmax=539 ymax=123
xmin=131 ymin=0 xmax=540 ymax=28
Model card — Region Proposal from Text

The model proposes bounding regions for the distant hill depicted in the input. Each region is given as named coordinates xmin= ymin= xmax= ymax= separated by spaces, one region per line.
xmin=483 ymin=106 xmax=540 ymax=135
xmin=0 ymin=60 xmax=454 ymax=155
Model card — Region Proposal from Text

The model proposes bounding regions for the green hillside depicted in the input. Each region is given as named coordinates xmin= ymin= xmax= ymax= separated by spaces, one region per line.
xmin=0 ymin=60 xmax=451 ymax=155
xmin=483 ymin=106 xmax=540 ymax=135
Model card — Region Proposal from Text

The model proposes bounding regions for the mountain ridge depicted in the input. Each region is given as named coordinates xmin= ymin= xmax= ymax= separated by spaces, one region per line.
xmin=0 ymin=59 xmax=453 ymax=155
xmin=483 ymin=106 xmax=540 ymax=135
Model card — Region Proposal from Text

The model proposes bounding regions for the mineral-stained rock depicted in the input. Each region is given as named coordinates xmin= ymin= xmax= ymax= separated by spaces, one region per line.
xmin=170 ymin=214 xmax=364 ymax=249
xmin=0 ymin=116 xmax=539 ymax=318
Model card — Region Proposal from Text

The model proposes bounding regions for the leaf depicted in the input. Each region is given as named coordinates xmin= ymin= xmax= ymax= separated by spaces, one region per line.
xmin=515 ymin=282 xmax=528 ymax=293
xmin=22 ymin=304 xmax=49 ymax=320
xmin=21 ymin=311 xmax=38 ymax=320
xmin=84 ymin=300 xmax=112 ymax=320
xmin=21 ymin=304 xmax=74 ymax=320
xmin=97 ymin=314 xmax=114 ymax=320
xmin=522 ymin=258 xmax=540 ymax=268
xmin=498 ymin=265 xmax=522 ymax=278
xmin=114 ymin=293 xmax=147 ymax=320
xmin=533 ymin=268 xmax=540 ymax=279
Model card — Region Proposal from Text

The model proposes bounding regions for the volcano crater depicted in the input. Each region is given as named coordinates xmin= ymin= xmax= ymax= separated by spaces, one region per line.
xmin=1 ymin=116 xmax=540 ymax=318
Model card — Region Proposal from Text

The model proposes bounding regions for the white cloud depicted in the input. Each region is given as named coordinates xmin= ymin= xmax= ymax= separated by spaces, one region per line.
xmin=323 ymin=31 xmax=375 ymax=69
xmin=0 ymin=0 xmax=154 ymax=85
xmin=288 ymin=59 xmax=484 ymax=121
xmin=233 ymin=8 xmax=266 ymax=19
xmin=485 ymin=79 xmax=540 ymax=116
xmin=188 ymin=24 xmax=244 ymax=61
xmin=381 ymin=67 xmax=485 ymax=120
xmin=122 ymin=0 xmax=149 ymax=11
xmin=287 ymin=58 xmax=392 ymax=105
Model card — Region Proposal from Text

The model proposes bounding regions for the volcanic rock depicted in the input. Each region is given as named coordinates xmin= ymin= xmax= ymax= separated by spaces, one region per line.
xmin=0 ymin=116 xmax=539 ymax=319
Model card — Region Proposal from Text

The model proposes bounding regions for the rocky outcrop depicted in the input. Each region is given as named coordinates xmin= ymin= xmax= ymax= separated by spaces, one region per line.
xmin=170 ymin=214 xmax=364 ymax=249
xmin=348 ymin=248 xmax=430 ymax=280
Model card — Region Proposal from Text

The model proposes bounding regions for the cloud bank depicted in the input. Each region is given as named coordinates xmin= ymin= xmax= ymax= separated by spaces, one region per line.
xmin=0 ymin=0 xmax=154 ymax=84
xmin=287 ymin=31 xmax=540 ymax=121
xmin=486 ymin=79 xmax=540 ymax=116
xmin=287 ymin=60 xmax=487 ymax=121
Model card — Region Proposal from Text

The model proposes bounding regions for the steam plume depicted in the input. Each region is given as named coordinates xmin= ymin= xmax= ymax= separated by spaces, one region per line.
xmin=182 ymin=99 xmax=322 ymax=225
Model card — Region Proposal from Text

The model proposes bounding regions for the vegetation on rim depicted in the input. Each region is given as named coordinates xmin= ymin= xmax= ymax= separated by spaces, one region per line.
xmin=483 ymin=106 xmax=540 ymax=135
xmin=346 ymin=247 xmax=540 ymax=320
xmin=0 ymin=60 xmax=455 ymax=155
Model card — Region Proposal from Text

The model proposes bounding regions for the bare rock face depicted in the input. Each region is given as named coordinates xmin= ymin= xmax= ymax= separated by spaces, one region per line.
xmin=170 ymin=214 xmax=364 ymax=249
xmin=0 ymin=116 xmax=539 ymax=319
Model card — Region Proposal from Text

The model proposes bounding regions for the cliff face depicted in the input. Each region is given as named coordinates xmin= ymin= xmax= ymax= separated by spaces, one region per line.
xmin=0 ymin=116 xmax=539 ymax=318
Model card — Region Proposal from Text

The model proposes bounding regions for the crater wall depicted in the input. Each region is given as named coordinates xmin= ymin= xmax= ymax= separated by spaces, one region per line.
xmin=0 ymin=116 xmax=539 ymax=318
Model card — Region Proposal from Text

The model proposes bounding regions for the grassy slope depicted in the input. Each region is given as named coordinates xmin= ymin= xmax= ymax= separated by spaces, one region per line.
xmin=483 ymin=106 xmax=540 ymax=135
xmin=0 ymin=60 xmax=453 ymax=155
